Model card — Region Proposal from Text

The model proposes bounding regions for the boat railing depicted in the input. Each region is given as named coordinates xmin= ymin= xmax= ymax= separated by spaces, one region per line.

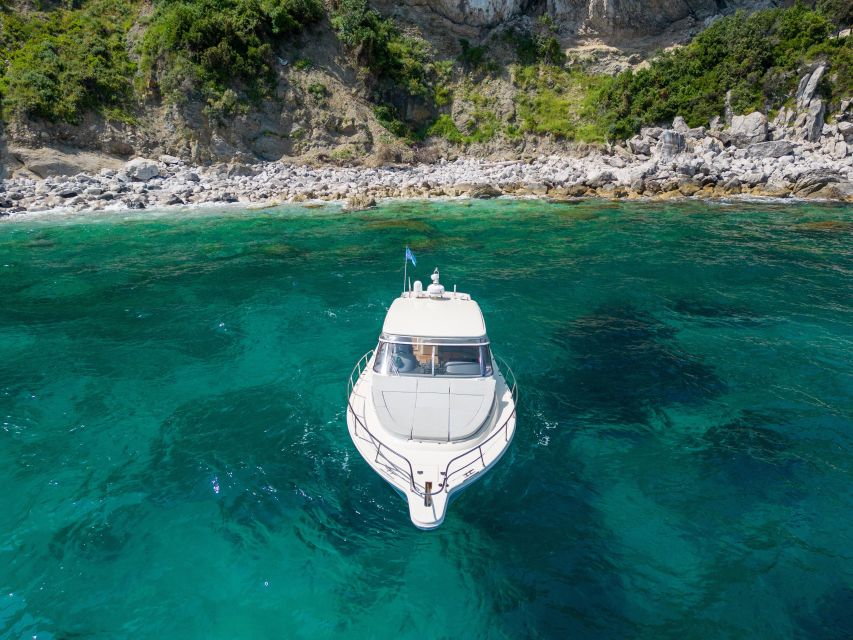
xmin=347 ymin=350 xmax=421 ymax=494
xmin=346 ymin=351 xmax=518 ymax=501
xmin=440 ymin=356 xmax=518 ymax=488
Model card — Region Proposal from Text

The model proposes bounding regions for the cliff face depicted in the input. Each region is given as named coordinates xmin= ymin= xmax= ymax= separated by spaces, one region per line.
xmin=378 ymin=0 xmax=787 ymax=39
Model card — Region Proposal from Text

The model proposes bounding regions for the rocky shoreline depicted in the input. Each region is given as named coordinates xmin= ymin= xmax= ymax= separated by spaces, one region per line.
xmin=3 ymin=101 xmax=853 ymax=216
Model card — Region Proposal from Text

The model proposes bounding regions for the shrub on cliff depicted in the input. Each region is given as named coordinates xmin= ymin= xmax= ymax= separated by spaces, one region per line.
xmin=331 ymin=0 xmax=443 ymax=99
xmin=141 ymin=0 xmax=322 ymax=110
xmin=593 ymin=4 xmax=850 ymax=139
xmin=331 ymin=0 xmax=451 ymax=137
xmin=0 ymin=0 xmax=137 ymax=123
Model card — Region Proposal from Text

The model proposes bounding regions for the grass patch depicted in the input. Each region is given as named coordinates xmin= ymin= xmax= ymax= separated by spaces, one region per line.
xmin=307 ymin=81 xmax=328 ymax=100
xmin=512 ymin=64 xmax=608 ymax=141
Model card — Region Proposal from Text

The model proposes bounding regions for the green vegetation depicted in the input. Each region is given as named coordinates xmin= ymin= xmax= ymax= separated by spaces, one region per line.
xmin=426 ymin=110 xmax=499 ymax=144
xmin=331 ymin=0 xmax=436 ymax=98
xmin=141 ymin=0 xmax=323 ymax=109
xmin=512 ymin=65 xmax=607 ymax=141
xmin=372 ymin=104 xmax=409 ymax=139
xmin=307 ymin=81 xmax=328 ymax=101
xmin=593 ymin=4 xmax=853 ymax=139
xmin=331 ymin=0 xmax=452 ymax=137
xmin=505 ymin=17 xmax=565 ymax=66
xmin=0 ymin=0 xmax=849 ymax=148
xmin=0 ymin=0 xmax=138 ymax=123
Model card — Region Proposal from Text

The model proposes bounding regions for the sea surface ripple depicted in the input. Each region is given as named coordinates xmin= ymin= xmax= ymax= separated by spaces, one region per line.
xmin=1 ymin=199 xmax=852 ymax=639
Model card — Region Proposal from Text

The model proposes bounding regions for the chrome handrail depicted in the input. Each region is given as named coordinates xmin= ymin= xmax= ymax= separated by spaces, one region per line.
xmin=347 ymin=350 xmax=422 ymax=496
xmin=440 ymin=356 xmax=518 ymax=487
xmin=346 ymin=351 xmax=518 ymax=500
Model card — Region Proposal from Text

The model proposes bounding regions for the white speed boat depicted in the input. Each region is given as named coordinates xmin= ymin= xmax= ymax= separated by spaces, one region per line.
xmin=346 ymin=269 xmax=517 ymax=529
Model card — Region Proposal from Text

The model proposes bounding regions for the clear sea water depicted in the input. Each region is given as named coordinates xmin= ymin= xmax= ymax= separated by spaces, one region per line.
xmin=1 ymin=199 xmax=852 ymax=639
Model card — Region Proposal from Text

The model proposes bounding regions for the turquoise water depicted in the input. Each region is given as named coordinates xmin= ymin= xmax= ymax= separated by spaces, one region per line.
xmin=1 ymin=199 xmax=852 ymax=639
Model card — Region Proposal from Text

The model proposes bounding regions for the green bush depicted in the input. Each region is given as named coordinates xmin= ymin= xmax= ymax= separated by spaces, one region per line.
xmin=307 ymin=81 xmax=328 ymax=100
xmin=331 ymin=0 xmax=452 ymax=138
xmin=513 ymin=64 xmax=608 ymax=141
xmin=458 ymin=39 xmax=487 ymax=69
xmin=593 ymin=4 xmax=849 ymax=139
xmin=426 ymin=111 xmax=498 ymax=144
xmin=816 ymin=0 xmax=853 ymax=29
xmin=372 ymin=104 xmax=409 ymax=138
xmin=0 ymin=0 xmax=138 ymax=123
xmin=504 ymin=26 xmax=565 ymax=66
xmin=331 ymin=0 xmax=439 ymax=98
xmin=141 ymin=0 xmax=323 ymax=106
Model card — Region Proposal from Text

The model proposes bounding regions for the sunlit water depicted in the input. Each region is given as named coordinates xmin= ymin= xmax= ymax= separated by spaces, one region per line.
xmin=1 ymin=199 xmax=852 ymax=639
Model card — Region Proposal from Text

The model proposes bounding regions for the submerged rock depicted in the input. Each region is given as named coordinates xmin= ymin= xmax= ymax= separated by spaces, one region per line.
xmin=469 ymin=185 xmax=502 ymax=199
xmin=343 ymin=194 xmax=377 ymax=211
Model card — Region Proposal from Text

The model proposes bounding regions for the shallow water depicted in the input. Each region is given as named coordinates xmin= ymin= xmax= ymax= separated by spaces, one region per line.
xmin=1 ymin=199 xmax=852 ymax=639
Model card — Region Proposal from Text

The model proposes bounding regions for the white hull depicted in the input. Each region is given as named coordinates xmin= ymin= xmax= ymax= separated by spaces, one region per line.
xmin=347 ymin=352 xmax=517 ymax=529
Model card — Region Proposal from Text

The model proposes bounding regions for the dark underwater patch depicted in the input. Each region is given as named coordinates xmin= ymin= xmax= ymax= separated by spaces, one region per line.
xmin=543 ymin=304 xmax=725 ymax=425
xmin=49 ymin=505 xmax=136 ymax=562
xmin=695 ymin=411 xmax=809 ymax=503
xmin=670 ymin=298 xmax=765 ymax=326
xmin=795 ymin=585 xmax=853 ymax=640
xmin=146 ymin=384 xmax=321 ymax=535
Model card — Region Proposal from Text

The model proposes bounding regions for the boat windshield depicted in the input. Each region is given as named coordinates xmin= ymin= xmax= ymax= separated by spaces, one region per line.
xmin=373 ymin=339 xmax=493 ymax=377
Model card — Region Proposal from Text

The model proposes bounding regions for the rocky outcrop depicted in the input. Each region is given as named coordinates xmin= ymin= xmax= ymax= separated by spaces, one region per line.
xmin=659 ymin=130 xmax=685 ymax=158
xmin=379 ymin=0 xmax=783 ymax=39
xmin=729 ymin=112 xmax=767 ymax=146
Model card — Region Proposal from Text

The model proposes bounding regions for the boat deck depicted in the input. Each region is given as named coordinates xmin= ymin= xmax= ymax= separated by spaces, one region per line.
xmin=346 ymin=352 xmax=517 ymax=528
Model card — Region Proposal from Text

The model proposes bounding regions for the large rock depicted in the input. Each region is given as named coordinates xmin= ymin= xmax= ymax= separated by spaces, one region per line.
xmin=803 ymin=99 xmax=825 ymax=142
xmin=343 ymin=194 xmax=376 ymax=211
xmin=627 ymin=136 xmax=651 ymax=155
xmin=796 ymin=65 xmax=826 ymax=111
xmin=658 ymin=130 xmax=685 ymax=158
xmin=640 ymin=127 xmax=664 ymax=140
xmin=728 ymin=112 xmax=767 ymax=146
xmin=672 ymin=116 xmax=689 ymax=133
xmin=125 ymin=158 xmax=160 ymax=181
xmin=793 ymin=170 xmax=839 ymax=196
xmin=837 ymin=121 xmax=853 ymax=142
xmin=746 ymin=140 xmax=794 ymax=158
xmin=9 ymin=146 xmax=125 ymax=178
xmin=469 ymin=185 xmax=502 ymax=199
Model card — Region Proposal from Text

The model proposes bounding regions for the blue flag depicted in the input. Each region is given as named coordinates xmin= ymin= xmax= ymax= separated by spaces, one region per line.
xmin=405 ymin=247 xmax=416 ymax=267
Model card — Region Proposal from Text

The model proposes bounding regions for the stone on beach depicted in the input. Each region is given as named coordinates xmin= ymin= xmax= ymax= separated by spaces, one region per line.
xmin=3 ymin=118 xmax=853 ymax=215
xmin=125 ymin=159 xmax=161 ymax=181
xmin=728 ymin=112 xmax=767 ymax=146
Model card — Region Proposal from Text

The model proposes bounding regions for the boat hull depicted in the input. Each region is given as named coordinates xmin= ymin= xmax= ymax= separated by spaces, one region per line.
xmin=346 ymin=356 xmax=517 ymax=529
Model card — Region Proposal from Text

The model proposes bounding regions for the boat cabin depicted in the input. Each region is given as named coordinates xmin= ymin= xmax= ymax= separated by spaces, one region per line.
xmin=369 ymin=271 xmax=497 ymax=442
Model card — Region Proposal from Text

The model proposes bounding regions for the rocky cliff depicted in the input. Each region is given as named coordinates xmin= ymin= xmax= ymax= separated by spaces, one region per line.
xmin=378 ymin=0 xmax=788 ymax=40
xmin=0 ymin=0 xmax=849 ymax=183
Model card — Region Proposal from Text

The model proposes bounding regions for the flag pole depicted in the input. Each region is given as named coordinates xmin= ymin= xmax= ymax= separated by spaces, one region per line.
xmin=403 ymin=247 xmax=408 ymax=294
